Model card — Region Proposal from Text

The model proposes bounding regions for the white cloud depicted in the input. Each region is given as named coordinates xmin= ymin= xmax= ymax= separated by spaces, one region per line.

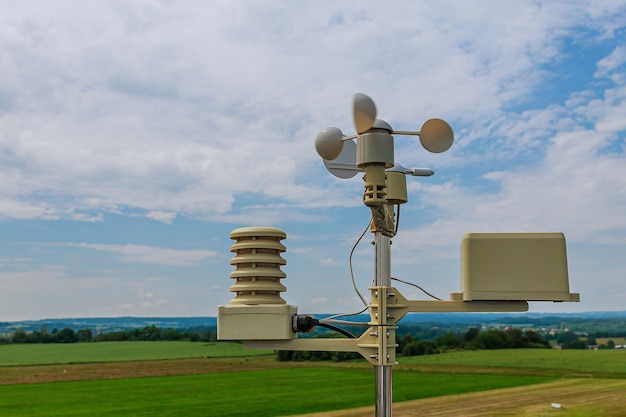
xmin=146 ymin=210 xmax=176 ymax=224
xmin=1 ymin=1 xmax=623 ymax=223
xmin=595 ymin=45 xmax=626 ymax=82
xmin=139 ymin=290 xmax=168 ymax=308
xmin=70 ymin=243 xmax=218 ymax=266
xmin=1 ymin=1 xmax=626 ymax=318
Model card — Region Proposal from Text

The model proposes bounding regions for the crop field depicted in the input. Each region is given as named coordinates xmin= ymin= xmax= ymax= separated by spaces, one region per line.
xmin=0 ymin=364 xmax=554 ymax=416
xmin=0 ymin=341 xmax=272 ymax=366
xmin=293 ymin=379 xmax=626 ymax=417
xmin=1 ymin=344 xmax=625 ymax=416
xmin=401 ymin=348 xmax=626 ymax=376
xmin=596 ymin=337 xmax=626 ymax=346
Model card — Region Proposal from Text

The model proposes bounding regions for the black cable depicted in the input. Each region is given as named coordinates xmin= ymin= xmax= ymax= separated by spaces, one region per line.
xmin=393 ymin=204 xmax=400 ymax=236
xmin=316 ymin=322 xmax=357 ymax=339
xmin=293 ymin=314 xmax=357 ymax=339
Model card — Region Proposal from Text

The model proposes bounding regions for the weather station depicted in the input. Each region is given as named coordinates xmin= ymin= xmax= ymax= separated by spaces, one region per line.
xmin=217 ymin=93 xmax=579 ymax=417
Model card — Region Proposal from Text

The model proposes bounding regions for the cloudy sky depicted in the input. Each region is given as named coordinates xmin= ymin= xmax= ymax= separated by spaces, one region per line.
xmin=1 ymin=1 xmax=625 ymax=321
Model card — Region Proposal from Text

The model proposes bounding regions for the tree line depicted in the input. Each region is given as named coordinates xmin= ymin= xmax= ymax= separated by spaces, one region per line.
xmin=398 ymin=327 xmax=550 ymax=357
xmin=0 ymin=325 xmax=217 ymax=344
xmin=277 ymin=327 xmax=599 ymax=362
xmin=1 ymin=324 xmax=601 ymax=354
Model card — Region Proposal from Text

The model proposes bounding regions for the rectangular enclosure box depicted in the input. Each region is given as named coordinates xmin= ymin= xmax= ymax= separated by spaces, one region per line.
xmin=451 ymin=233 xmax=579 ymax=302
xmin=217 ymin=304 xmax=297 ymax=340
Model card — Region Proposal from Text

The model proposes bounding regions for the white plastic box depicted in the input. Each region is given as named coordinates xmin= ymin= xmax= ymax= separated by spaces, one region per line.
xmin=451 ymin=233 xmax=579 ymax=302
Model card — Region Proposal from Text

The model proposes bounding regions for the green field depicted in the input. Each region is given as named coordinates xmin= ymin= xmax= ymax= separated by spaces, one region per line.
xmin=0 ymin=366 xmax=553 ymax=417
xmin=0 ymin=341 xmax=272 ymax=366
xmin=1 ymin=344 xmax=625 ymax=416
xmin=401 ymin=348 xmax=626 ymax=376
xmin=597 ymin=337 xmax=626 ymax=345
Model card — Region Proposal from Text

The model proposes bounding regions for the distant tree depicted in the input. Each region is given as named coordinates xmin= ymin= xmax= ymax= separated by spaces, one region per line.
xmin=556 ymin=331 xmax=578 ymax=345
xmin=523 ymin=330 xmax=550 ymax=348
xmin=56 ymin=328 xmax=77 ymax=343
xmin=397 ymin=334 xmax=415 ymax=352
xmin=505 ymin=328 xmax=525 ymax=348
xmin=562 ymin=338 xmax=588 ymax=349
xmin=163 ymin=329 xmax=182 ymax=341
xmin=77 ymin=329 xmax=93 ymax=342
xmin=39 ymin=327 xmax=53 ymax=343
xmin=474 ymin=329 xmax=510 ymax=349
xmin=184 ymin=331 xmax=200 ymax=342
xmin=200 ymin=329 xmax=217 ymax=342
xmin=402 ymin=340 xmax=437 ymax=356
xmin=556 ymin=331 xmax=585 ymax=349
xmin=141 ymin=325 xmax=162 ymax=341
xmin=28 ymin=331 xmax=42 ymax=343
xmin=436 ymin=332 xmax=460 ymax=349
xmin=402 ymin=341 xmax=422 ymax=356
xmin=11 ymin=329 xmax=29 ymax=344
xmin=462 ymin=328 xmax=480 ymax=345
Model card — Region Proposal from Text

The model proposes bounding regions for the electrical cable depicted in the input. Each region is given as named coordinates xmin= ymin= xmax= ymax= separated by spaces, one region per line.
xmin=293 ymin=315 xmax=357 ymax=339
xmin=349 ymin=220 xmax=371 ymax=307
xmin=394 ymin=204 xmax=400 ymax=236
xmin=316 ymin=322 xmax=356 ymax=339
xmin=312 ymin=218 xmax=371 ymax=333
xmin=391 ymin=277 xmax=442 ymax=300
xmin=320 ymin=305 xmax=369 ymax=323
xmin=320 ymin=318 xmax=369 ymax=327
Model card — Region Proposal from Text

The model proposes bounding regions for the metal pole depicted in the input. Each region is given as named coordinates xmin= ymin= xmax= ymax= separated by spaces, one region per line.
xmin=375 ymin=364 xmax=393 ymax=416
xmin=374 ymin=231 xmax=392 ymax=417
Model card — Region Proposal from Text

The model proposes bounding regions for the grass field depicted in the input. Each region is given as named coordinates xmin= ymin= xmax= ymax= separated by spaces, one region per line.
xmin=0 ymin=366 xmax=553 ymax=416
xmin=0 ymin=341 xmax=272 ymax=366
xmin=400 ymin=348 xmax=626 ymax=377
xmin=596 ymin=337 xmax=626 ymax=346
xmin=292 ymin=379 xmax=626 ymax=417
xmin=1 ymin=343 xmax=625 ymax=416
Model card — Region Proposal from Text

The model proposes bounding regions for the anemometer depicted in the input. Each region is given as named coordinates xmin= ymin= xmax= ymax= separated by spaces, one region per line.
xmin=217 ymin=93 xmax=579 ymax=417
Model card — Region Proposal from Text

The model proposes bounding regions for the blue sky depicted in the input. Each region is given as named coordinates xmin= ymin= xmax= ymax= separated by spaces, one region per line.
xmin=1 ymin=1 xmax=625 ymax=321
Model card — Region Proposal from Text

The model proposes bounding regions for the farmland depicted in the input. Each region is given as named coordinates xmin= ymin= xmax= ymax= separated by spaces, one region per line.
xmin=1 ymin=342 xmax=625 ymax=416
xmin=0 ymin=341 xmax=271 ymax=366
xmin=402 ymin=348 xmax=626 ymax=376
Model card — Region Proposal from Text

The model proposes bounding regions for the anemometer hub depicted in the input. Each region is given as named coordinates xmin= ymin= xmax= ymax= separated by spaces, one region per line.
xmin=356 ymin=131 xmax=394 ymax=168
